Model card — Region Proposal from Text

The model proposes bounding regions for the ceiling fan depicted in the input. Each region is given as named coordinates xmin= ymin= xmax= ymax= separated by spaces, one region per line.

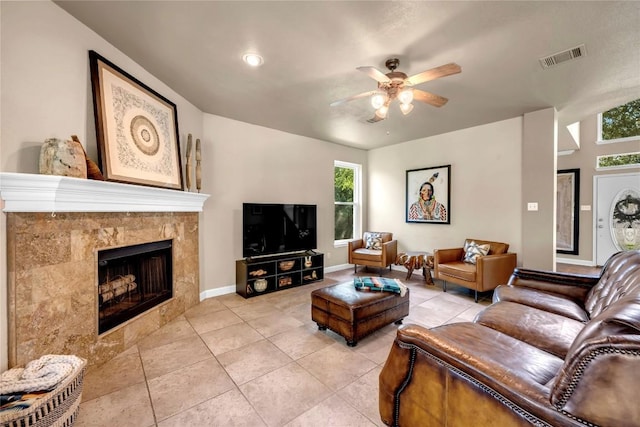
xmin=330 ymin=58 xmax=461 ymax=123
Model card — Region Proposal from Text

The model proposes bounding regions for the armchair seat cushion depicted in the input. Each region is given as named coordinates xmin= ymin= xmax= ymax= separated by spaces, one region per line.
xmin=351 ymin=248 xmax=384 ymax=262
xmin=437 ymin=261 xmax=476 ymax=282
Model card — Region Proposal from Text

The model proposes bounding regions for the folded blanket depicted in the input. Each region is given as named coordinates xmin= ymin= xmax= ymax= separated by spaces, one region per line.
xmin=354 ymin=277 xmax=408 ymax=297
xmin=0 ymin=355 xmax=83 ymax=395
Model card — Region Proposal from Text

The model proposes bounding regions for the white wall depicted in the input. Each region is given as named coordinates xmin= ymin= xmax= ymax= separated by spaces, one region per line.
xmin=200 ymin=114 xmax=367 ymax=294
xmin=367 ymin=117 xmax=523 ymax=258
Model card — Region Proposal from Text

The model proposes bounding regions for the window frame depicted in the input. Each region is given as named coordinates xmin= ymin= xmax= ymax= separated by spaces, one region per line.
xmin=334 ymin=160 xmax=362 ymax=247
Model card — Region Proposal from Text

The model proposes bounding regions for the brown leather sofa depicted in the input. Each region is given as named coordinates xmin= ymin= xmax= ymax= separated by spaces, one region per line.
xmin=380 ymin=250 xmax=640 ymax=427
xmin=349 ymin=231 xmax=397 ymax=275
xmin=434 ymin=238 xmax=517 ymax=302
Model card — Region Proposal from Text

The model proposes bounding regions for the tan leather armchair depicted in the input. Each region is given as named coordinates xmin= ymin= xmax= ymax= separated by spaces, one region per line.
xmin=434 ymin=238 xmax=516 ymax=302
xmin=348 ymin=232 xmax=397 ymax=276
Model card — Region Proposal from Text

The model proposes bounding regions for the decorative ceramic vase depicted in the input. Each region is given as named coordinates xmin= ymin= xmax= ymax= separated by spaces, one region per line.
xmin=39 ymin=138 xmax=87 ymax=178
xmin=254 ymin=278 xmax=268 ymax=292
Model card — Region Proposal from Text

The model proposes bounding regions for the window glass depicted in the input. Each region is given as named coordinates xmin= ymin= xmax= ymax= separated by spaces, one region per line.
xmin=599 ymin=99 xmax=640 ymax=142
xmin=597 ymin=152 xmax=640 ymax=169
xmin=334 ymin=162 xmax=361 ymax=243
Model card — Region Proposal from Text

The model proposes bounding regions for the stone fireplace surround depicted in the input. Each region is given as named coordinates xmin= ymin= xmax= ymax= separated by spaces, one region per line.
xmin=1 ymin=173 xmax=209 ymax=368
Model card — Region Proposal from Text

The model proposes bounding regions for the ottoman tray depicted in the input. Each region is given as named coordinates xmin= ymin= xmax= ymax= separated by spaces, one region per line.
xmin=311 ymin=281 xmax=409 ymax=346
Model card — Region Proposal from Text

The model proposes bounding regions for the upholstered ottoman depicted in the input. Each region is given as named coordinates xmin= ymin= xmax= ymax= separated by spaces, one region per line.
xmin=311 ymin=281 xmax=410 ymax=346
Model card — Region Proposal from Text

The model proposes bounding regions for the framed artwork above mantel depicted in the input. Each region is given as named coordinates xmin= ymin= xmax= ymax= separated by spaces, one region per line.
xmin=89 ymin=50 xmax=184 ymax=190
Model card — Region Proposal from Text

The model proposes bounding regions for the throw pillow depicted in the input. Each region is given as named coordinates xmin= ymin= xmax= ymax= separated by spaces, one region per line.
xmin=463 ymin=240 xmax=490 ymax=264
xmin=365 ymin=232 xmax=383 ymax=250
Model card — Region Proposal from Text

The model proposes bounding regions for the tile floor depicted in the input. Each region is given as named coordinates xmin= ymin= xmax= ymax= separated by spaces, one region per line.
xmin=75 ymin=264 xmax=590 ymax=427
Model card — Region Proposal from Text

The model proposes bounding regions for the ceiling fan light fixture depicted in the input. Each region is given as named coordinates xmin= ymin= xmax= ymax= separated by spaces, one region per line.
xmin=371 ymin=92 xmax=388 ymax=109
xmin=375 ymin=104 xmax=389 ymax=119
xmin=398 ymin=88 xmax=414 ymax=105
xmin=399 ymin=103 xmax=414 ymax=115
xmin=242 ymin=53 xmax=264 ymax=67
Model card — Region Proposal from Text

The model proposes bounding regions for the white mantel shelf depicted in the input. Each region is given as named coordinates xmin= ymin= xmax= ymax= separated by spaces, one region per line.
xmin=0 ymin=172 xmax=210 ymax=213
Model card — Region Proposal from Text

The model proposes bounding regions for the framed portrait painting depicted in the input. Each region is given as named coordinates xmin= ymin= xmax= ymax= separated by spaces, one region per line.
xmin=556 ymin=168 xmax=580 ymax=254
xmin=89 ymin=50 xmax=184 ymax=190
xmin=406 ymin=165 xmax=451 ymax=224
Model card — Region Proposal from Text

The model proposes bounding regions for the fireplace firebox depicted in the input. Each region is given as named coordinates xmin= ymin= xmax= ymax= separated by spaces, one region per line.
xmin=98 ymin=239 xmax=173 ymax=334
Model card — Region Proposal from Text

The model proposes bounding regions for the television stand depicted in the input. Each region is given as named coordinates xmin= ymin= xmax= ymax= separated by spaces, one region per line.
xmin=236 ymin=251 xmax=324 ymax=298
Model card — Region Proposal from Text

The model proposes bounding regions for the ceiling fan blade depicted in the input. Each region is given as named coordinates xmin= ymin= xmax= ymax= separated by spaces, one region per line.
xmin=330 ymin=90 xmax=377 ymax=107
xmin=413 ymin=89 xmax=449 ymax=107
xmin=407 ymin=63 xmax=461 ymax=86
xmin=366 ymin=114 xmax=385 ymax=123
xmin=356 ymin=66 xmax=391 ymax=83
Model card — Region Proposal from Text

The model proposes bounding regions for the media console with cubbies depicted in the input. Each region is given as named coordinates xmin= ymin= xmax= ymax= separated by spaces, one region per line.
xmin=236 ymin=251 xmax=324 ymax=298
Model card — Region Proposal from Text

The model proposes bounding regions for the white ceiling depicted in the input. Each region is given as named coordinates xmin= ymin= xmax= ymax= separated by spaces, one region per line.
xmin=55 ymin=1 xmax=640 ymax=150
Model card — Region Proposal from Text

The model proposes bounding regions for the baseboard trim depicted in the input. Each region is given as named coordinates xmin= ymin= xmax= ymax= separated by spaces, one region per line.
xmin=556 ymin=257 xmax=596 ymax=267
xmin=200 ymin=285 xmax=235 ymax=301
xmin=324 ymin=263 xmax=351 ymax=273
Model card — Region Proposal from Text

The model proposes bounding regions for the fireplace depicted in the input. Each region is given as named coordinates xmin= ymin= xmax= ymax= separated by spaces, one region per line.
xmin=98 ymin=240 xmax=173 ymax=334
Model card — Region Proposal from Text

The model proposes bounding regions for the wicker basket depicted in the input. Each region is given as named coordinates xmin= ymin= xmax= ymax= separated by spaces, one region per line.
xmin=0 ymin=358 xmax=87 ymax=427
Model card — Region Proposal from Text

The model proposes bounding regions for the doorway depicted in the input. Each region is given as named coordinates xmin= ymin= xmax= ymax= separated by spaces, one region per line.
xmin=594 ymin=172 xmax=640 ymax=265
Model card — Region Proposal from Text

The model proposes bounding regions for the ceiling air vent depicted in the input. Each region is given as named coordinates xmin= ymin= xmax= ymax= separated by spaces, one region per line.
xmin=539 ymin=44 xmax=586 ymax=69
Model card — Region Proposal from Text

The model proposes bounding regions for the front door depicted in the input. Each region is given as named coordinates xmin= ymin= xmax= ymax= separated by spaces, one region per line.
xmin=595 ymin=172 xmax=640 ymax=265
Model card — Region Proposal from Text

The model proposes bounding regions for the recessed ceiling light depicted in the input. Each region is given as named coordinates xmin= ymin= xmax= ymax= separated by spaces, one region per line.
xmin=242 ymin=53 xmax=264 ymax=67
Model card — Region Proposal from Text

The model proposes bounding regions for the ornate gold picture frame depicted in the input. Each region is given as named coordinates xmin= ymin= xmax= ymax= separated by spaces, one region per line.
xmin=89 ymin=50 xmax=183 ymax=190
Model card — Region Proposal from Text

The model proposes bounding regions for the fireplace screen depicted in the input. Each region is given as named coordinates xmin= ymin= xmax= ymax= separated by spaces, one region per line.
xmin=98 ymin=239 xmax=173 ymax=334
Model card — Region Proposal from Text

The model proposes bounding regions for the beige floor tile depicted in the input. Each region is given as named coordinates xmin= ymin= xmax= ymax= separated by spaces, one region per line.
xmin=248 ymin=312 xmax=304 ymax=337
xmin=240 ymin=362 xmax=332 ymax=427
xmin=338 ymin=366 xmax=386 ymax=426
xmin=75 ymin=382 xmax=155 ymax=427
xmin=82 ymin=346 xmax=145 ymax=402
xmin=186 ymin=308 xmax=244 ymax=334
xmin=297 ymin=343 xmax=377 ymax=391
xmin=231 ymin=300 xmax=283 ymax=321
xmin=157 ymin=388 xmax=266 ymax=427
xmin=352 ymin=331 xmax=396 ymax=365
xmin=76 ymin=270 xmax=482 ymax=426
xmin=140 ymin=335 xmax=213 ymax=379
xmin=284 ymin=394 xmax=376 ymax=427
xmin=148 ymin=357 xmax=235 ymax=421
xmin=200 ymin=322 xmax=264 ymax=355
xmin=183 ymin=297 xmax=229 ymax=318
xmin=217 ymin=339 xmax=293 ymax=385
xmin=269 ymin=324 xmax=335 ymax=360
xmin=136 ymin=317 xmax=198 ymax=351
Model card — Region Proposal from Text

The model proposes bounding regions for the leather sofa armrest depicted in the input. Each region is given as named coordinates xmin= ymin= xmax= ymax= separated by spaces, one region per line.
xmin=434 ymin=247 xmax=464 ymax=264
xmin=476 ymin=253 xmax=517 ymax=291
xmin=507 ymin=267 xmax=600 ymax=301
xmin=381 ymin=239 xmax=398 ymax=266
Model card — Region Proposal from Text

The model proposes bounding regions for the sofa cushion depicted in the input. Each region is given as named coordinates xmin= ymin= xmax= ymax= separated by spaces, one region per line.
xmin=474 ymin=301 xmax=585 ymax=358
xmin=493 ymin=285 xmax=589 ymax=322
xmin=363 ymin=232 xmax=383 ymax=250
xmin=462 ymin=240 xmax=490 ymax=264
xmin=437 ymin=261 xmax=476 ymax=282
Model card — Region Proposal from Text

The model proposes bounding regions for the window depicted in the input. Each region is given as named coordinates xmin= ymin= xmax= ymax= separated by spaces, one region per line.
xmin=596 ymin=152 xmax=640 ymax=170
xmin=334 ymin=161 xmax=361 ymax=245
xmin=597 ymin=98 xmax=640 ymax=143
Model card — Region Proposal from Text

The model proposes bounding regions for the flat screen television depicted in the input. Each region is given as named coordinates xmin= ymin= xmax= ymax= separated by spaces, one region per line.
xmin=243 ymin=203 xmax=317 ymax=258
